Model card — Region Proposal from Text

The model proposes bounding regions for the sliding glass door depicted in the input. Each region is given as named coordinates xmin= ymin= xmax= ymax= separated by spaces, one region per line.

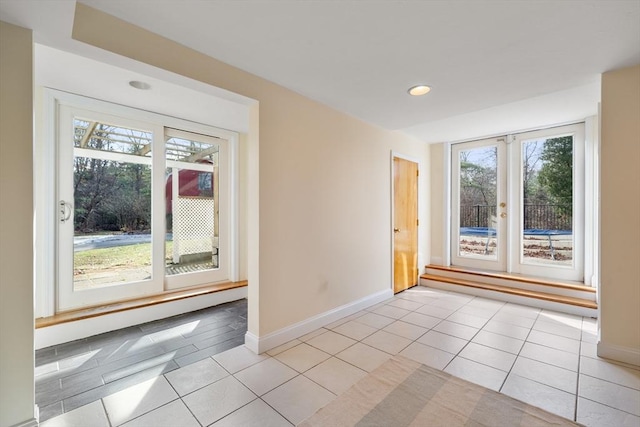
xmin=57 ymin=102 xmax=233 ymax=311
xmin=164 ymin=128 xmax=229 ymax=290
xmin=58 ymin=106 xmax=165 ymax=310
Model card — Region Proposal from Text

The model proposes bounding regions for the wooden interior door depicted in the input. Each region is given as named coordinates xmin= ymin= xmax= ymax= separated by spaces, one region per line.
xmin=393 ymin=156 xmax=418 ymax=293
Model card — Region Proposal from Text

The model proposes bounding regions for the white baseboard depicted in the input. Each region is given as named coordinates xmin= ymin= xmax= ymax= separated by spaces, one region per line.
xmin=598 ymin=341 xmax=640 ymax=367
xmin=8 ymin=404 xmax=38 ymax=427
xmin=35 ymin=287 xmax=248 ymax=349
xmin=244 ymin=331 xmax=259 ymax=354
xmin=10 ymin=417 xmax=38 ymax=427
xmin=245 ymin=288 xmax=393 ymax=354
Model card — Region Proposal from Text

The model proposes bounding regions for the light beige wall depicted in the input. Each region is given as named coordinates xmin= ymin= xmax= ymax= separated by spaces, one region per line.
xmin=600 ymin=64 xmax=640 ymax=356
xmin=72 ymin=4 xmax=428 ymax=336
xmin=0 ymin=21 xmax=35 ymax=427
xmin=429 ymin=143 xmax=445 ymax=264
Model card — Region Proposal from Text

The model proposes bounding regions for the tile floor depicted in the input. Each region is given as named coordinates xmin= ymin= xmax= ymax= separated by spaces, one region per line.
xmin=40 ymin=287 xmax=640 ymax=427
xmin=35 ymin=300 xmax=247 ymax=422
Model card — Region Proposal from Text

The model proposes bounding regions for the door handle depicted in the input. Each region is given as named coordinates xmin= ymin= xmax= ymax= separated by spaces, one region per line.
xmin=394 ymin=228 xmax=400 ymax=233
xmin=60 ymin=200 xmax=72 ymax=223
xmin=500 ymin=212 xmax=507 ymax=218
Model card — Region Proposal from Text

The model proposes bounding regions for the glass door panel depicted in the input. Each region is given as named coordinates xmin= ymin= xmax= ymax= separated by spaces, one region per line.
xmin=73 ymin=157 xmax=153 ymax=289
xmin=58 ymin=106 xmax=163 ymax=311
xmin=513 ymin=124 xmax=584 ymax=281
xmin=521 ymin=136 xmax=573 ymax=266
xmin=72 ymin=120 xmax=153 ymax=290
xmin=451 ymin=138 xmax=506 ymax=271
xmin=164 ymin=129 xmax=228 ymax=289
xmin=458 ymin=146 xmax=498 ymax=259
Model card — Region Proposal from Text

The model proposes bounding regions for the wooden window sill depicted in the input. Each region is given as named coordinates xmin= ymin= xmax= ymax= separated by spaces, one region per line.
xmin=35 ymin=280 xmax=247 ymax=328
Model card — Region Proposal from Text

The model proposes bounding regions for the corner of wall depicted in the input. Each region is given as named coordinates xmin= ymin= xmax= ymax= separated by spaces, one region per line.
xmin=599 ymin=64 xmax=640 ymax=361
xmin=0 ymin=19 xmax=36 ymax=427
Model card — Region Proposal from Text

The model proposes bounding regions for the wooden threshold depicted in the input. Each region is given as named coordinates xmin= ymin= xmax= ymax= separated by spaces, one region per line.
xmin=36 ymin=280 xmax=248 ymax=329
xmin=426 ymin=264 xmax=595 ymax=293
xmin=421 ymin=274 xmax=597 ymax=309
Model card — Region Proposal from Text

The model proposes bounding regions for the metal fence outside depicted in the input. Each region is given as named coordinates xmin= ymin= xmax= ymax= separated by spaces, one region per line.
xmin=460 ymin=204 xmax=572 ymax=230
xmin=459 ymin=205 xmax=497 ymax=229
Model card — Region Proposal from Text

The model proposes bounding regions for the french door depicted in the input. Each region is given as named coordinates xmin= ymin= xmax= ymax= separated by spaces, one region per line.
xmin=452 ymin=137 xmax=507 ymax=271
xmin=451 ymin=123 xmax=584 ymax=282
xmin=57 ymin=102 xmax=231 ymax=311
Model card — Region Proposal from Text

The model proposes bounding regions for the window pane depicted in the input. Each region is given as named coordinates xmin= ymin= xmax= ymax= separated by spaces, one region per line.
xmin=73 ymin=158 xmax=152 ymax=290
xmin=458 ymin=146 xmax=498 ymax=259
xmin=521 ymin=136 xmax=573 ymax=266
xmin=165 ymin=134 xmax=220 ymax=276
xmin=74 ymin=119 xmax=152 ymax=157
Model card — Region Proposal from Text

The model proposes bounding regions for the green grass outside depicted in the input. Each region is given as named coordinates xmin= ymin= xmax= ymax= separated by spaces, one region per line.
xmin=74 ymin=241 xmax=173 ymax=273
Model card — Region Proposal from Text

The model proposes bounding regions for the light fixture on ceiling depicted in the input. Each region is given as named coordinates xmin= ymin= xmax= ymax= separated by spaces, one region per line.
xmin=129 ymin=80 xmax=151 ymax=90
xmin=407 ymin=85 xmax=431 ymax=96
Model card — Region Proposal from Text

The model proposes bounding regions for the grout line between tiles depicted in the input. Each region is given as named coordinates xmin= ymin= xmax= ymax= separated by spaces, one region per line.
xmin=258 ymin=396 xmax=296 ymax=426
xmin=99 ymin=398 xmax=112 ymax=427
xmin=439 ymin=295 xmax=501 ymax=373
xmin=574 ymin=331 xmax=584 ymax=422
xmin=576 ymin=395 xmax=640 ymax=419
xmin=497 ymin=307 xmax=542 ymax=393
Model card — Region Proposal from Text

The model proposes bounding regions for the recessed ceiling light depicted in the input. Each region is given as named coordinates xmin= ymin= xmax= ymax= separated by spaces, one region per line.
xmin=408 ymin=85 xmax=431 ymax=96
xmin=129 ymin=80 xmax=151 ymax=90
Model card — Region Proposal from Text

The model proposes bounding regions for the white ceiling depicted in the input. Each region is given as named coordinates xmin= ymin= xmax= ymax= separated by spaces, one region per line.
xmin=1 ymin=0 xmax=639 ymax=142
xmin=35 ymin=45 xmax=251 ymax=133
